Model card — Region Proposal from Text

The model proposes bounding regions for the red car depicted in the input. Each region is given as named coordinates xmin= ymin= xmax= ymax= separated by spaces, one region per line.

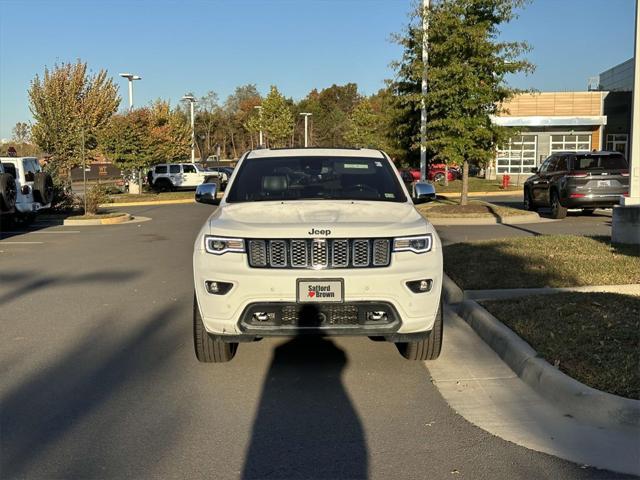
xmin=401 ymin=165 xmax=459 ymax=184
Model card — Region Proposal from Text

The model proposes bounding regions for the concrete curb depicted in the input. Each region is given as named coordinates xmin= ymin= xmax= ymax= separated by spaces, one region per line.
xmin=442 ymin=273 xmax=465 ymax=305
xmin=465 ymin=284 xmax=640 ymax=301
xmin=427 ymin=211 xmax=541 ymax=225
xmin=99 ymin=199 xmax=194 ymax=207
xmin=63 ymin=213 xmax=132 ymax=226
xmin=440 ymin=189 xmax=522 ymax=198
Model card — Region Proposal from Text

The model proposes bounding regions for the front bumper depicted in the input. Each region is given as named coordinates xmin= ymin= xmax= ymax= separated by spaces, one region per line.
xmin=193 ymin=247 xmax=443 ymax=336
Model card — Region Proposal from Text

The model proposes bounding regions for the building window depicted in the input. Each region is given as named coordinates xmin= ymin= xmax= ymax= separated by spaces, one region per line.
xmin=550 ymin=134 xmax=591 ymax=153
xmin=496 ymin=135 xmax=537 ymax=174
xmin=606 ymin=134 xmax=628 ymax=157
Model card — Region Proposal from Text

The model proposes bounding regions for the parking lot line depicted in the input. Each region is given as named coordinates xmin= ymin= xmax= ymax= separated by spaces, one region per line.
xmin=0 ymin=241 xmax=45 ymax=244
xmin=1 ymin=230 xmax=81 ymax=234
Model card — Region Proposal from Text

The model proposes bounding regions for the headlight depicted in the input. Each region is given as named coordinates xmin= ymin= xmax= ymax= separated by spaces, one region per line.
xmin=393 ymin=234 xmax=433 ymax=254
xmin=204 ymin=235 xmax=245 ymax=255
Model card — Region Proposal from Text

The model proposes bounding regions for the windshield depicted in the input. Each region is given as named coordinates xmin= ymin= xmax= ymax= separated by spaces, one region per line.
xmin=573 ymin=154 xmax=628 ymax=170
xmin=226 ymin=156 xmax=406 ymax=203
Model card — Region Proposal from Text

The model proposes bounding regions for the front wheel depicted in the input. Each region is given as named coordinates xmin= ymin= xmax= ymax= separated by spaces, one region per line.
xmin=396 ymin=299 xmax=443 ymax=361
xmin=193 ymin=294 xmax=238 ymax=363
xmin=524 ymin=189 xmax=537 ymax=212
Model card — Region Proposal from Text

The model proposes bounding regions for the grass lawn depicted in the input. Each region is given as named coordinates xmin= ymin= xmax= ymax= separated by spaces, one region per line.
xmin=434 ymin=177 xmax=523 ymax=194
xmin=444 ymin=235 xmax=640 ymax=289
xmin=480 ymin=292 xmax=640 ymax=399
xmin=107 ymin=191 xmax=195 ymax=203
xmin=417 ymin=198 xmax=526 ymax=218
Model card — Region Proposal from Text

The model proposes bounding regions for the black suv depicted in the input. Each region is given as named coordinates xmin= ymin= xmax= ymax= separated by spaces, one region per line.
xmin=523 ymin=151 xmax=629 ymax=218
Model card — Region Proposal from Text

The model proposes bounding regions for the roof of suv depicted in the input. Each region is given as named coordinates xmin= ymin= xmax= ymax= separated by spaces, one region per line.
xmin=246 ymin=148 xmax=385 ymax=159
xmin=552 ymin=151 xmax=622 ymax=156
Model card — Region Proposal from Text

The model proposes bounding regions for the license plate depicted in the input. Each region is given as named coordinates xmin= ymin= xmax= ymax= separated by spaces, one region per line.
xmin=598 ymin=180 xmax=611 ymax=187
xmin=297 ymin=279 xmax=344 ymax=303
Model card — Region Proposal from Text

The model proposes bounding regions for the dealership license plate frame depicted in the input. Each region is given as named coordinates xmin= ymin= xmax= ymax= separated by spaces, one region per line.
xmin=297 ymin=278 xmax=345 ymax=303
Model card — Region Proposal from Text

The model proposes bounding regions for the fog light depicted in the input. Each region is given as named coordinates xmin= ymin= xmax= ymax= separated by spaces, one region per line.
xmin=367 ymin=311 xmax=388 ymax=321
xmin=253 ymin=312 xmax=275 ymax=322
xmin=205 ymin=280 xmax=233 ymax=295
xmin=406 ymin=279 xmax=432 ymax=293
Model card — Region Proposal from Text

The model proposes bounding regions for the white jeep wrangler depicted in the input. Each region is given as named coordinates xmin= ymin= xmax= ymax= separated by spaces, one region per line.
xmin=0 ymin=160 xmax=18 ymax=222
xmin=192 ymin=148 xmax=442 ymax=363
xmin=0 ymin=157 xmax=53 ymax=224
xmin=149 ymin=163 xmax=223 ymax=191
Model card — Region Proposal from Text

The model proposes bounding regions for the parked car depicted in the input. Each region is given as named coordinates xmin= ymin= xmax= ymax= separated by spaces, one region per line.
xmin=524 ymin=151 xmax=629 ymax=219
xmin=0 ymin=156 xmax=53 ymax=224
xmin=429 ymin=165 xmax=459 ymax=184
xmin=205 ymin=166 xmax=234 ymax=189
xmin=148 ymin=163 xmax=223 ymax=191
xmin=0 ymin=160 xmax=17 ymax=224
xmin=192 ymin=147 xmax=442 ymax=363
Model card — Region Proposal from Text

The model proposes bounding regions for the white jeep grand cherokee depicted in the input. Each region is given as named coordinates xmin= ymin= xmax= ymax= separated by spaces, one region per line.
xmin=193 ymin=148 xmax=442 ymax=362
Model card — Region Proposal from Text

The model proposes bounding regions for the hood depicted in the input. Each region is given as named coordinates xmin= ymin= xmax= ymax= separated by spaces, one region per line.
xmin=207 ymin=200 xmax=430 ymax=238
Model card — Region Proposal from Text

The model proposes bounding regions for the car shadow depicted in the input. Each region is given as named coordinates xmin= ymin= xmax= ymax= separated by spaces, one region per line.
xmin=242 ymin=306 xmax=368 ymax=479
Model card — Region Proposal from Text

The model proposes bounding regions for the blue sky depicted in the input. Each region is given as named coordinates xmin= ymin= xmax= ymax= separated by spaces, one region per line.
xmin=0 ymin=0 xmax=636 ymax=140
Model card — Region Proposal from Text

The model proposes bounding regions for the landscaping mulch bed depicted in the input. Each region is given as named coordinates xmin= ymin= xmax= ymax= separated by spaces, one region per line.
xmin=108 ymin=191 xmax=194 ymax=203
xmin=444 ymin=235 xmax=640 ymax=289
xmin=417 ymin=199 xmax=527 ymax=218
xmin=480 ymin=292 xmax=640 ymax=399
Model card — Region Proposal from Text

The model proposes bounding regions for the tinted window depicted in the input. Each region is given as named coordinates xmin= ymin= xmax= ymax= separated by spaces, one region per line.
xmin=3 ymin=163 xmax=17 ymax=179
xmin=155 ymin=165 xmax=167 ymax=174
xmin=555 ymin=156 xmax=568 ymax=172
xmin=572 ymin=154 xmax=628 ymax=170
xmin=183 ymin=164 xmax=196 ymax=173
xmin=227 ymin=156 xmax=406 ymax=203
xmin=540 ymin=156 xmax=555 ymax=173
xmin=169 ymin=165 xmax=181 ymax=174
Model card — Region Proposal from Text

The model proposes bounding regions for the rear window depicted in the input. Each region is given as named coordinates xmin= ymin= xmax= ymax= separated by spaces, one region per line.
xmin=572 ymin=154 xmax=628 ymax=170
xmin=155 ymin=165 xmax=167 ymax=174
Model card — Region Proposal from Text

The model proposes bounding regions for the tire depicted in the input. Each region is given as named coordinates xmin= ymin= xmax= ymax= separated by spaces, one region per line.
xmin=396 ymin=299 xmax=443 ymax=361
xmin=193 ymin=294 xmax=237 ymax=363
xmin=153 ymin=178 xmax=172 ymax=192
xmin=0 ymin=173 xmax=17 ymax=212
xmin=523 ymin=188 xmax=537 ymax=212
xmin=433 ymin=172 xmax=446 ymax=185
xmin=550 ymin=191 xmax=567 ymax=219
xmin=33 ymin=172 xmax=54 ymax=205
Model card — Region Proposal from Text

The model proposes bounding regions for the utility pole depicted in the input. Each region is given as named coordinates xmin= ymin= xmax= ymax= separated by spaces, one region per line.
xmin=182 ymin=95 xmax=197 ymax=162
xmin=254 ymin=105 xmax=264 ymax=147
xmin=300 ymin=112 xmax=312 ymax=147
xmin=420 ymin=0 xmax=430 ymax=182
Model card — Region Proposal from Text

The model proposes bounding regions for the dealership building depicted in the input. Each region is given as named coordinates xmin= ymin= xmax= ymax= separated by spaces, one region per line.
xmin=489 ymin=91 xmax=608 ymax=179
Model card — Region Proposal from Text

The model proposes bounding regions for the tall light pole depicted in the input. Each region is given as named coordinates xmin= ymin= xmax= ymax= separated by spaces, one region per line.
xmin=299 ymin=112 xmax=312 ymax=147
xmin=420 ymin=0 xmax=430 ymax=182
xmin=119 ymin=73 xmax=142 ymax=109
xmin=254 ymin=105 xmax=264 ymax=147
xmin=182 ymin=95 xmax=197 ymax=162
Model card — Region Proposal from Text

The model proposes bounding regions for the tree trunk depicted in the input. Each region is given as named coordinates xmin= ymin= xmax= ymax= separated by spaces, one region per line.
xmin=231 ymin=132 xmax=237 ymax=159
xmin=460 ymin=160 xmax=469 ymax=206
xmin=444 ymin=164 xmax=449 ymax=186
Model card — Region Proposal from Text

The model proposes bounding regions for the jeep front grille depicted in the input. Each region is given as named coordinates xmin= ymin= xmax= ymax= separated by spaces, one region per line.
xmin=247 ymin=238 xmax=391 ymax=269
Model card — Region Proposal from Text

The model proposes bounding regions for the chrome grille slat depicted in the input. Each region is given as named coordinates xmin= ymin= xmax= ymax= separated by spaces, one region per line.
xmin=331 ymin=240 xmax=349 ymax=267
xmin=290 ymin=240 xmax=309 ymax=268
xmin=312 ymin=239 xmax=328 ymax=268
xmin=247 ymin=238 xmax=390 ymax=269
xmin=352 ymin=239 xmax=370 ymax=267
xmin=269 ymin=240 xmax=287 ymax=267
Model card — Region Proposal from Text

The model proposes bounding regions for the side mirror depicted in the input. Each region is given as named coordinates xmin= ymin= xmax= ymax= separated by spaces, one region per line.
xmin=530 ymin=167 xmax=538 ymax=174
xmin=412 ymin=181 xmax=436 ymax=204
xmin=195 ymin=183 xmax=219 ymax=205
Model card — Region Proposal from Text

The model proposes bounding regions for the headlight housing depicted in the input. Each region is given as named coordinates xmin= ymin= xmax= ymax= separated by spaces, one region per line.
xmin=393 ymin=234 xmax=433 ymax=254
xmin=204 ymin=235 xmax=245 ymax=255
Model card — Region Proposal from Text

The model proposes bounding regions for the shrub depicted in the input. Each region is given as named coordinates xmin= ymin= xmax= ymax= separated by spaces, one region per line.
xmin=84 ymin=184 xmax=109 ymax=215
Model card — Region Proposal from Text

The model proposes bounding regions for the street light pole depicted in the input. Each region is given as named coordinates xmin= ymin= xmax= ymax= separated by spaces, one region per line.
xmin=254 ymin=105 xmax=264 ymax=147
xmin=182 ymin=95 xmax=197 ymax=162
xmin=420 ymin=0 xmax=430 ymax=182
xmin=299 ymin=113 xmax=312 ymax=147
xmin=119 ymin=73 xmax=142 ymax=109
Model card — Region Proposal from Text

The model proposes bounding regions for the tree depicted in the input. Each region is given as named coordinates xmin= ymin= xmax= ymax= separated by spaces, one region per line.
xmin=223 ymin=84 xmax=261 ymax=156
xmin=148 ymin=100 xmax=190 ymax=163
xmin=392 ymin=0 xmax=533 ymax=204
xmin=99 ymin=109 xmax=152 ymax=175
xmin=28 ymin=61 xmax=120 ymax=179
xmin=12 ymin=122 xmax=31 ymax=143
xmin=260 ymin=86 xmax=294 ymax=148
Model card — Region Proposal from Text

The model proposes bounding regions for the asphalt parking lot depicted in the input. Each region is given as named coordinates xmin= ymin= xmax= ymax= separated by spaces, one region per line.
xmin=0 ymin=204 xmax=631 ymax=479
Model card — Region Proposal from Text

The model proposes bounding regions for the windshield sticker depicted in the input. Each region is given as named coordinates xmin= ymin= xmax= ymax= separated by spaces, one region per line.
xmin=384 ymin=193 xmax=395 ymax=198
xmin=375 ymin=161 xmax=382 ymax=167
xmin=343 ymin=163 xmax=369 ymax=169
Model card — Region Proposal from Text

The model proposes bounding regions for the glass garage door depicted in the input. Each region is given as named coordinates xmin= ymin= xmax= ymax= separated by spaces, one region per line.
xmin=496 ymin=135 xmax=537 ymax=174
xmin=550 ymin=134 xmax=591 ymax=153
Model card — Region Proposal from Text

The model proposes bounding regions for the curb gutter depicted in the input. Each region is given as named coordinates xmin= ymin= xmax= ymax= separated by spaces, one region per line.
xmin=443 ymin=274 xmax=640 ymax=429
